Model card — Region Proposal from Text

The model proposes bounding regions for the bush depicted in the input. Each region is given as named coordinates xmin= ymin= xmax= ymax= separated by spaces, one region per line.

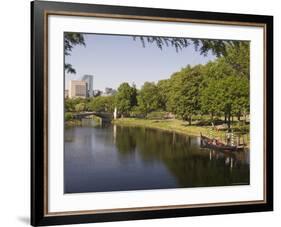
xmin=129 ymin=106 xmax=145 ymax=118
xmin=235 ymin=124 xmax=249 ymax=133
xmin=65 ymin=112 xmax=73 ymax=121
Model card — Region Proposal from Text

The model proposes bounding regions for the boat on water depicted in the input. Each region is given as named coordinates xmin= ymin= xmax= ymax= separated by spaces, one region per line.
xmin=200 ymin=133 xmax=244 ymax=152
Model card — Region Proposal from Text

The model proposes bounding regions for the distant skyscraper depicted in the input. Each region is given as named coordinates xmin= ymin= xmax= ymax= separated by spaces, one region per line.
xmin=69 ymin=80 xmax=87 ymax=98
xmin=82 ymin=75 xmax=94 ymax=97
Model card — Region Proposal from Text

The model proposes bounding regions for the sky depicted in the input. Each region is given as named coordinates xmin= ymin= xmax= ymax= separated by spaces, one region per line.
xmin=65 ymin=34 xmax=216 ymax=91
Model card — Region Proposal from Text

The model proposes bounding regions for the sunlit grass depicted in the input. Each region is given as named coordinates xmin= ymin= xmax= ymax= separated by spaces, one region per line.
xmin=113 ymin=118 xmax=250 ymax=145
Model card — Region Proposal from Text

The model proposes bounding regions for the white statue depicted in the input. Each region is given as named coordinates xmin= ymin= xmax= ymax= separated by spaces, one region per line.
xmin=114 ymin=107 xmax=117 ymax=120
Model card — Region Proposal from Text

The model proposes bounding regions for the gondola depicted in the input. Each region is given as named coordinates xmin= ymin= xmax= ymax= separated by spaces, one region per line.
xmin=200 ymin=133 xmax=244 ymax=152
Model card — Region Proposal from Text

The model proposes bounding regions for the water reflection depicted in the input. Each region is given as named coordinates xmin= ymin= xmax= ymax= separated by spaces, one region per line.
xmin=64 ymin=120 xmax=249 ymax=193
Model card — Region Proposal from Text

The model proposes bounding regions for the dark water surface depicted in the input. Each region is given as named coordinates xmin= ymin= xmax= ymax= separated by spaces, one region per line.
xmin=64 ymin=119 xmax=249 ymax=193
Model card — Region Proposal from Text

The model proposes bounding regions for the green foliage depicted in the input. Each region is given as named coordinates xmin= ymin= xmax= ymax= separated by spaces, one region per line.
xmin=137 ymin=82 xmax=161 ymax=115
xmin=65 ymin=112 xmax=73 ymax=121
xmin=157 ymin=79 xmax=171 ymax=111
xmin=133 ymin=36 xmax=243 ymax=57
xmin=130 ymin=106 xmax=145 ymax=118
xmin=88 ymin=96 xmax=115 ymax=112
xmin=115 ymin=83 xmax=137 ymax=116
xmin=166 ymin=65 xmax=202 ymax=124
xmin=64 ymin=32 xmax=85 ymax=56
xmin=199 ymin=43 xmax=250 ymax=128
xmin=65 ymin=98 xmax=87 ymax=112
xmin=235 ymin=124 xmax=250 ymax=134
xmin=64 ymin=40 xmax=250 ymax=131
xmin=225 ymin=42 xmax=250 ymax=78
xmin=115 ymin=41 xmax=249 ymax=128
xmin=65 ymin=99 xmax=75 ymax=112
xmin=74 ymin=103 xmax=86 ymax=112
xmin=64 ymin=32 xmax=85 ymax=74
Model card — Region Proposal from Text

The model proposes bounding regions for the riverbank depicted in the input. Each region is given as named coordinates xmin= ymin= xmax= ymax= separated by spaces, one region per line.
xmin=113 ymin=118 xmax=250 ymax=145
xmin=113 ymin=118 xmax=222 ymax=137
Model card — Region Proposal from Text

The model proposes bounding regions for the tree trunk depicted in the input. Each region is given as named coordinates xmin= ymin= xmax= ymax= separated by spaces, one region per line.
xmin=189 ymin=116 xmax=192 ymax=125
xmin=227 ymin=113 xmax=231 ymax=130
xmin=224 ymin=113 xmax=227 ymax=123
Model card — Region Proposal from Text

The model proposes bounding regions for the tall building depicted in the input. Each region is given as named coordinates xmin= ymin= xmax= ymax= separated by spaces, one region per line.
xmin=68 ymin=80 xmax=87 ymax=98
xmin=82 ymin=75 xmax=94 ymax=97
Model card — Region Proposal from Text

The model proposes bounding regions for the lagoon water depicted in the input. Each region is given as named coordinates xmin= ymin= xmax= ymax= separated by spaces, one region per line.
xmin=64 ymin=119 xmax=250 ymax=193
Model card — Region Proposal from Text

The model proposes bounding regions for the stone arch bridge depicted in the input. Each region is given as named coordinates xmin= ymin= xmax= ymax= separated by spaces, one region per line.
xmin=72 ymin=112 xmax=112 ymax=123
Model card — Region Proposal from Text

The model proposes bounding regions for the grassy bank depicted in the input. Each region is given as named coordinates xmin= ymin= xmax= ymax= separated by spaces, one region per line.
xmin=113 ymin=118 xmax=222 ymax=137
xmin=113 ymin=118 xmax=250 ymax=145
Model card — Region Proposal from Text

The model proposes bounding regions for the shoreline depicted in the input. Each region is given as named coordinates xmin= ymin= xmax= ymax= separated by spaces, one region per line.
xmin=112 ymin=118 xmax=224 ymax=138
xmin=65 ymin=117 xmax=250 ymax=146
xmin=112 ymin=118 xmax=250 ymax=148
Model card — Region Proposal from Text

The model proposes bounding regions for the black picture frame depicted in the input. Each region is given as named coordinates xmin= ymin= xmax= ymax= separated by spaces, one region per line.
xmin=31 ymin=0 xmax=273 ymax=226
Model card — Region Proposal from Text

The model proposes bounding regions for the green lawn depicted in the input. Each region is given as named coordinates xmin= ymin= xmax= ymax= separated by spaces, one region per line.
xmin=113 ymin=118 xmax=221 ymax=137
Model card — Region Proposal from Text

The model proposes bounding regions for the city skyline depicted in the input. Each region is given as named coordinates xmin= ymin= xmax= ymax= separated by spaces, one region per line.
xmin=65 ymin=33 xmax=216 ymax=91
xmin=66 ymin=74 xmax=118 ymax=98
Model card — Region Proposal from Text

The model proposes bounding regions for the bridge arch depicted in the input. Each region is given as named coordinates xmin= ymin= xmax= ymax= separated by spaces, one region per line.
xmin=72 ymin=112 xmax=113 ymax=122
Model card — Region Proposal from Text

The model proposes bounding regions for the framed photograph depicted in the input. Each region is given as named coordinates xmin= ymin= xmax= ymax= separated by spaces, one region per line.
xmin=31 ymin=0 xmax=273 ymax=226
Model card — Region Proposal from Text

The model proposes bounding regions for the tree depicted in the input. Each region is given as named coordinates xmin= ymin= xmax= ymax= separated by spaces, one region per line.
xmin=199 ymin=41 xmax=250 ymax=126
xmin=157 ymin=79 xmax=171 ymax=111
xmin=88 ymin=96 xmax=115 ymax=112
xmin=224 ymin=42 xmax=250 ymax=79
xmin=200 ymin=79 xmax=224 ymax=119
xmin=137 ymin=82 xmax=161 ymax=116
xmin=199 ymin=59 xmax=234 ymax=121
xmin=65 ymin=98 xmax=76 ymax=112
xmin=229 ymin=76 xmax=249 ymax=122
xmin=74 ymin=103 xmax=86 ymax=112
xmin=200 ymin=75 xmax=249 ymax=129
xmin=64 ymin=32 xmax=85 ymax=74
xmin=65 ymin=98 xmax=87 ymax=112
xmin=130 ymin=83 xmax=138 ymax=107
xmin=115 ymin=83 xmax=137 ymax=117
xmin=167 ymin=66 xmax=202 ymax=124
xmin=133 ymin=36 xmax=243 ymax=57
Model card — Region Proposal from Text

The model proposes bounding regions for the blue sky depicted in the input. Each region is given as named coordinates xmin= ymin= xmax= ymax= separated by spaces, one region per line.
xmin=65 ymin=34 xmax=216 ymax=91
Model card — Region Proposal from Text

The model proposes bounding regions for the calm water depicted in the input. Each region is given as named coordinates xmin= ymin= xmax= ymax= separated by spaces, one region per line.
xmin=64 ymin=119 xmax=250 ymax=193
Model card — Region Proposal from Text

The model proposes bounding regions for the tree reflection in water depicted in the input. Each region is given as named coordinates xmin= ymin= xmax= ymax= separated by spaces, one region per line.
xmin=114 ymin=125 xmax=249 ymax=188
xmin=64 ymin=122 xmax=249 ymax=193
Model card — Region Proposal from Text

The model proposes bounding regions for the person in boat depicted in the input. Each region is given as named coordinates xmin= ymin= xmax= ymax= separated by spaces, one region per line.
xmin=212 ymin=138 xmax=225 ymax=147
